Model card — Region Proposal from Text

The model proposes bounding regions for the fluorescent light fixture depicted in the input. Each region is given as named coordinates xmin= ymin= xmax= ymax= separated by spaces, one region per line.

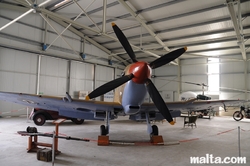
xmin=55 ymin=0 xmax=70 ymax=7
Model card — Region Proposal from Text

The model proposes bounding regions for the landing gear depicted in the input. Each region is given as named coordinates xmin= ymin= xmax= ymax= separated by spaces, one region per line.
xmin=99 ymin=112 xmax=110 ymax=136
xmin=145 ymin=113 xmax=159 ymax=137
xmin=145 ymin=113 xmax=164 ymax=144
xmin=100 ymin=125 xmax=107 ymax=136
xmin=151 ymin=125 xmax=159 ymax=136
xmin=98 ymin=112 xmax=110 ymax=146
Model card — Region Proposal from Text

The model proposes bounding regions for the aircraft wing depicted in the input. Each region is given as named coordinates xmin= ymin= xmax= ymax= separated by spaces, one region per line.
xmin=0 ymin=91 xmax=123 ymax=120
xmin=141 ymin=99 xmax=246 ymax=112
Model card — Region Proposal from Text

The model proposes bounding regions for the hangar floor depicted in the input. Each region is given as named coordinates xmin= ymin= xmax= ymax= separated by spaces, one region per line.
xmin=0 ymin=115 xmax=249 ymax=166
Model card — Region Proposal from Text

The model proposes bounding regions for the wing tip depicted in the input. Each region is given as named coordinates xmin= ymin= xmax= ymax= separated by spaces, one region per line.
xmin=184 ymin=46 xmax=187 ymax=51
xmin=85 ymin=95 xmax=90 ymax=100
xmin=111 ymin=22 xmax=116 ymax=27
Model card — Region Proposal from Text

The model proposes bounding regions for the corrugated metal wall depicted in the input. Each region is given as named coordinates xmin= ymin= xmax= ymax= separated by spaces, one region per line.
xmin=153 ymin=57 xmax=249 ymax=103
xmin=0 ymin=48 xmax=115 ymax=117
xmin=0 ymin=10 xmax=116 ymax=117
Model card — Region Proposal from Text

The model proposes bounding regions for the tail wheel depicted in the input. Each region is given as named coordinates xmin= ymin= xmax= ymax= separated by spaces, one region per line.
xmin=233 ymin=111 xmax=244 ymax=121
xmin=33 ymin=114 xmax=46 ymax=126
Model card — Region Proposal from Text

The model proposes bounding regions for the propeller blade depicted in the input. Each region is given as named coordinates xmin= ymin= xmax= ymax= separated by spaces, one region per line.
xmin=112 ymin=23 xmax=137 ymax=63
xmin=86 ymin=74 xmax=134 ymax=100
xmin=145 ymin=79 xmax=175 ymax=125
xmin=150 ymin=47 xmax=187 ymax=69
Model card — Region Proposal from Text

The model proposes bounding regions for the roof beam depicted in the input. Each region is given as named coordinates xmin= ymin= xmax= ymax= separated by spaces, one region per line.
xmin=50 ymin=17 xmax=129 ymax=66
xmin=102 ymin=0 xmax=107 ymax=33
xmin=226 ymin=0 xmax=246 ymax=60
xmin=0 ymin=0 xmax=52 ymax=32
xmin=117 ymin=0 xmax=170 ymax=52
xmin=39 ymin=8 xmax=100 ymax=34
xmin=73 ymin=0 xmax=101 ymax=32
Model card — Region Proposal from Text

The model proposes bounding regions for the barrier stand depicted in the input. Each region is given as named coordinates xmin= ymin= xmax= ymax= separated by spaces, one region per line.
xmin=52 ymin=131 xmax=55 ymax=166
xmin=52 ymin=118 xmax=66 ymax=153
xmin=24 ymin=119 xmax=66 ymax=154
xmin=238 ymin=126 xmax=241 ymax=157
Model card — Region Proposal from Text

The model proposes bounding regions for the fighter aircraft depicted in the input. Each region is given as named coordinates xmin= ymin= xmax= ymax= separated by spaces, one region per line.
xmin=0 ymin=23 xmax=244 ymax=138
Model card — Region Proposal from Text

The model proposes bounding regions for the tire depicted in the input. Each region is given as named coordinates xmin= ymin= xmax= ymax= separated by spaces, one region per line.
xmin=33 ymin=114 xmax=46 ymax=126
xmin=71 ymin=118 xmax=84 ymax=125
xmin=198 ymin=114 xmax=203 ymax=118
xmin=100 ymin=125 xmax=106 ymax=136
xmin=233 ymin=111 xmax=244 ymax=121
xmin=151 ymin=125 xmax=159 ymax=136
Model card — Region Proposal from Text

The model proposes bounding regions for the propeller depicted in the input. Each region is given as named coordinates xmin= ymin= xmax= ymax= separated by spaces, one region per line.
xmin=112 ymin=23 xmax=137 ymax=63
xmin=86 ymin=22 xmax=187 ymax=125
xmin=149 ymin=47 xmax=187 ymax=69
xmin=145 ymin=79 xmax=175 ymax=125
xmin=86 ymin=74 xmax=134 ymax=100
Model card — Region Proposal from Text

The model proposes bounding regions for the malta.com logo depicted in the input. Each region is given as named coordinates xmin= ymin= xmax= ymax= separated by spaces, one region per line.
xmin=190 ymin=154 xmax=246 ymax=164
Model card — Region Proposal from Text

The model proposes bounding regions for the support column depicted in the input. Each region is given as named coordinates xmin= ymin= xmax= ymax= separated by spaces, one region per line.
xmin=67 ymin=60 xmax=71 ymax=94
xmin=177 ymin=59 xmax=181 ymax=100
xmin=36 ymin=55 xmax=41 ymax=95
xmin=244 ymin=61 xmax=248 ymax=101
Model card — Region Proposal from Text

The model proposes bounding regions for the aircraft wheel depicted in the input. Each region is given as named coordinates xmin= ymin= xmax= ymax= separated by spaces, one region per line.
xmin=33 ymin=114 xmax=46 ymax=126
xmin=100 ymin=125 xmax=106 ymax=136
xmin=233 ymin=111 xmax=243 ymax=121
xmin=71 ymin=118 xmax=84 ymax=124
xmin=151 ymin=125 xmax=159 ymax=136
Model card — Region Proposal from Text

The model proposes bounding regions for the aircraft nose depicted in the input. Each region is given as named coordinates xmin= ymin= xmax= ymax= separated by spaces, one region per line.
xmin=129 ymin=62 xmax=151 ymax=84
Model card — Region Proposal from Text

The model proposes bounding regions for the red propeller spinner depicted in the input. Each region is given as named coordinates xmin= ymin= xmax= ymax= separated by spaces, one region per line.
xmin=129 ymin=62 xmax=152 ymax=84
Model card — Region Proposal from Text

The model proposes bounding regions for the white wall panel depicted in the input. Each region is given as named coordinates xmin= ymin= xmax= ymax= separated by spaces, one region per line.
xmin=181 ymin=75 xmax=207 ymax=91
xmin=0 ymin=48 xmax=38 ymax=116
xmin=13 ymin=73 xmax=36 ymax=93
xmin=115 ymin=68 xmax=124 ymax=78
xmin=181 ymin=64 xmax=207 ymax=75
xmin=95 ymin=65 xmax=114 ymax=83
xmin=39 ymin=56 xmax=68 ymax=96
xmin=220 ymin=61 xmax=245 ymax=73
xmin=219 ymin=92 xmax=245 ymax=100
xmin=0 ymin=72 xmax=14 ymax=91
xmin=220 ymin=74 xmax=245 ymax=90
xmin=0 ymin=49 xmax=16 ymax=71
xmin=0 ymin=48 xmax=37 ymax=93
xmin=247 ymin=74 xmax=250 ymax=91
xmin=154 ymin=77 xmax=179 ymax=91
xmin=181 ymin=58 xmax=207 ymax=75
xmin=95 ymin=65 xmax=114 ymax=101
xmin=154 ymin=65 xmax=178 ymax=76
xmin=70 ymin=61 xmax=94 ymax=98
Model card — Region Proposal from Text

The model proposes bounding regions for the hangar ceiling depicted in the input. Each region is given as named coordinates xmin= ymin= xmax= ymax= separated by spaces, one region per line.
xmin=0 ymin=0 xmax=250 ymax=67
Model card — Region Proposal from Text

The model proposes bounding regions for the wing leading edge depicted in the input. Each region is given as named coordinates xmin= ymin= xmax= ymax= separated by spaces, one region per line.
xmin=141 ymin=99 xmax=246 ymax=112
xmin=0 ymin=91 xmax=123 ymax=120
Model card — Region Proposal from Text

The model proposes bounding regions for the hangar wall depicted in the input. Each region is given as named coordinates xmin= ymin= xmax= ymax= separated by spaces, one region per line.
xmin=0 ymin=8 xmax=249 ymax=117
xmin=0 ymin=10 xmax=118 ymax=117
xmin=153 ymin=57 xmax=250 ymax=103
xmin=0 ymin=48 xmax=115 ymax=117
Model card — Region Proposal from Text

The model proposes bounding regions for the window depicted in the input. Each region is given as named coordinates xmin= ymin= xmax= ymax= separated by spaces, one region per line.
xmin=208 ymin=58 xmax=219 ymax=95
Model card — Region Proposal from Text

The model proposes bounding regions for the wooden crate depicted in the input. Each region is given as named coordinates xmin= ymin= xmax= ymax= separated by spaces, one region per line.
xmin=37 ymin=148 xmax=52 ymax=162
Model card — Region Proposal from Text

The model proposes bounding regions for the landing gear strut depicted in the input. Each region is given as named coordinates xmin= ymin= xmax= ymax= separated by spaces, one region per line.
xmin=100 ymin=111 xmax=110 ymax=136
xmin=145 ymin=113 xmax=159 ymax=137
xmin=145 ymin=113 xmax=164 ymax=144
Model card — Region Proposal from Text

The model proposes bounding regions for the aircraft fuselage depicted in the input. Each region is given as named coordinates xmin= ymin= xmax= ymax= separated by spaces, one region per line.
xmin=117 ymin=61 xmax=152 ymax=115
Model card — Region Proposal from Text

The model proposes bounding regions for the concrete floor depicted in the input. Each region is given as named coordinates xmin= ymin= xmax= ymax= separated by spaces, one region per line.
xmin=0 ymin=115 xmax=249 ymax=166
